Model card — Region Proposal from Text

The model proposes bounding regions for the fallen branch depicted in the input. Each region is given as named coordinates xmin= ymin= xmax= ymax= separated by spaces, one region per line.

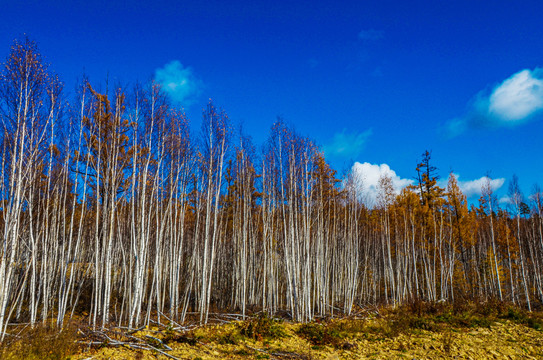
xmin=80 ymin=326 xmax=181 ymax=359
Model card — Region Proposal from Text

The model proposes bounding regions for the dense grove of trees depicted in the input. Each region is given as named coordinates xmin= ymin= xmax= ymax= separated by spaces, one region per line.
xmin=0 ymin=38 xmax=542 ymax=337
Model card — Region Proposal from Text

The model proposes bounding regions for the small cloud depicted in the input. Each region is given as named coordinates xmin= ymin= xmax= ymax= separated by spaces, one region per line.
xmin=323 ymin=129 xmax=372 ymax=159
xmin=444 ymin=117 xmax=468 ymax=138
xmin=456 ymin=175 xmax=505 ymax=198
xmin=489 ymin=69 xmax=543 ymax=121
xmin=499 ymin=195 xmax=512 ymax=204
xmin=358 ymin=29 xmax=384 ymax=41
xmin=155 ymin=60 xmax=203 ymax=105
xmin=348 ymin=162 xmax=413 ymax=206
xmin=446 ymin=68 xmax=543 ymax=136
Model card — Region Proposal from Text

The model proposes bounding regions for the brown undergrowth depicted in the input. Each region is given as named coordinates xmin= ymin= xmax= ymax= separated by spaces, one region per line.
xmin=1 ymin=300 xmax=542 ymax=359
xmin=0 ymin=321 xmax=82 ymax=360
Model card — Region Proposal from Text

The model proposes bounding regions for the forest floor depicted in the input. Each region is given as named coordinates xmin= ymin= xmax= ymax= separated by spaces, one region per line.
xmin=2 ymin=301 xmax=542 ymax=359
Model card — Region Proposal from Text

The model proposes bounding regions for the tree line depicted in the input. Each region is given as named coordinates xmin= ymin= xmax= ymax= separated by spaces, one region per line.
xmin=0 ymin=38 xmax=541 ymax=338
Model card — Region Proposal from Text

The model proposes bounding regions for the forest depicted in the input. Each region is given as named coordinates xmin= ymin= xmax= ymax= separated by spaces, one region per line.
xmin=0 ymin=37 xmax=542 ymax=341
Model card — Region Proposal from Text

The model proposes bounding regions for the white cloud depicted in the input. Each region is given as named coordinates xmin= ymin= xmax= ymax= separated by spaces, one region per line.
xmin=446 ymin=68 xmax=543 ymax=136
xmin=348 ymin=162 xmax=413 ymax=206
xmin=323 ymin=129 xmax=372 ymax=159
xmin=456 ymin=175 xmax=505 ymax=198
xmin=488 ymin=69 xmax=543 ymax=121
xmin=499 ymin=195 xmax=512 ymax=204
xmin=155 ymin=60 xmax=202 ymax=105
xmin=358 ymin=29 xmax=384 ymax=41
xmin=348 ymin=168 xmax=506 ymax=205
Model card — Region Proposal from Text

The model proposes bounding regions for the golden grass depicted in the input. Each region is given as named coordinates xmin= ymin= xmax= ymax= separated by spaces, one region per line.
xmin=3 ymin=302 xmax=543 ymax=359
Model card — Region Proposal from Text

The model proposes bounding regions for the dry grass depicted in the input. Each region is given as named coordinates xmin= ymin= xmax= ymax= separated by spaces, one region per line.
xmin=2 ymin=301 xmax=543 ymax=359
xmin=0 ymin=322 xmax=82 ymax=360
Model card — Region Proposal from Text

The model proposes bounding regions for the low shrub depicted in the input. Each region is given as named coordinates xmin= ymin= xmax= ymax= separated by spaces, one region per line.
xmin=502 ymin=307 xmax=543 ymax=331
xmin=0 ymin=322 xmax=81 ymax=360
xmin=237 ymin=313 xmax=287 ymax=341
xmin=328 ymin=319 xmax=366 ymax=336
xmin=217 ymin=331 xmax=243 ymax=345
xmin=296 ymin=322 xmax=343 ymax=347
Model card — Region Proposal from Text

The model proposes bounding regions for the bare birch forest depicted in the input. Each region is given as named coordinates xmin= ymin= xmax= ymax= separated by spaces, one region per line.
xmin=0 ymin=38 xmax=542 ymax=337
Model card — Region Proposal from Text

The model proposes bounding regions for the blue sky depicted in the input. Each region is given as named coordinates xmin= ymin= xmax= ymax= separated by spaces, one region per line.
xmin=2 ymin=0 xmax=543 ymax=204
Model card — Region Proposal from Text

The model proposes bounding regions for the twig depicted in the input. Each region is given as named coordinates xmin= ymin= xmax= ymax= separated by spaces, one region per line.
xmin=144 ymin=334 xmax=173 ymax=351
xmin=81 ymin=325 xmax=185 ymax=359
xmin=131 ymin=343 xmax=181 ymax=360
xmin=126 ymin=325 xmax=145 ymax=335
xmin=157 ymin=310 xmax=189 ymax=331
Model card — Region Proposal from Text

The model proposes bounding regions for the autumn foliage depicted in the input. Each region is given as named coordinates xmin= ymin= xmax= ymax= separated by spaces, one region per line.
xmin=0 ymin=37 xmax=542 ymax=341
